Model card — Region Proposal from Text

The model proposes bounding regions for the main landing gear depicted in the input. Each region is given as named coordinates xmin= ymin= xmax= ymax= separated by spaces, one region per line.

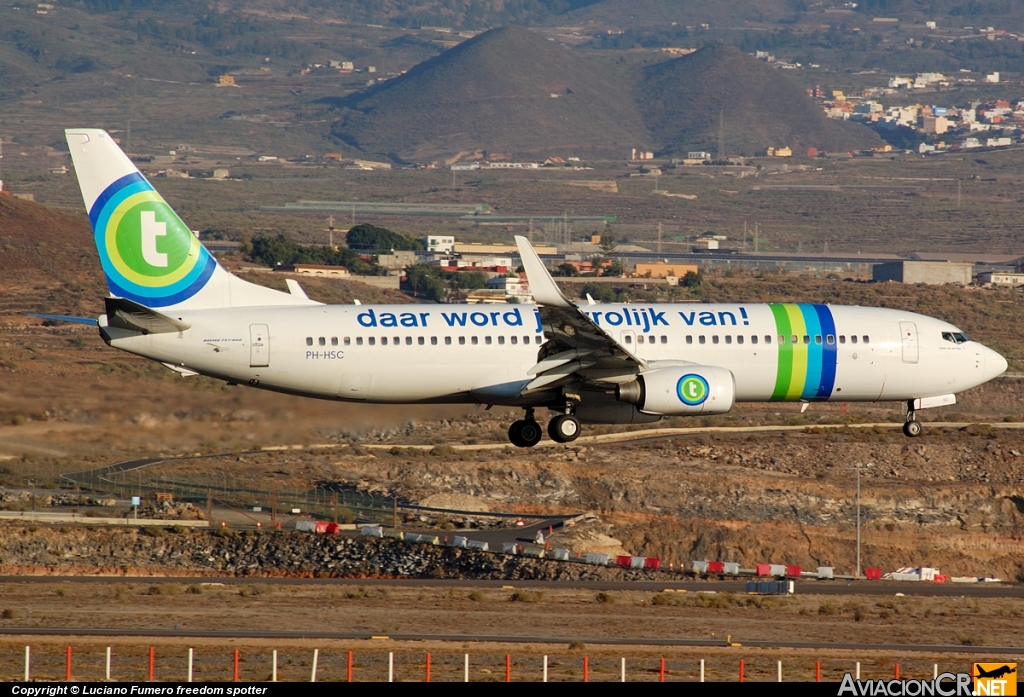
xmin=508 ymin=407 xmax=582 ymax=447
xmin=509 ymin=408 xmax=543 ymax=448
xmin=903 ymin=400 xmax=923 ymax=438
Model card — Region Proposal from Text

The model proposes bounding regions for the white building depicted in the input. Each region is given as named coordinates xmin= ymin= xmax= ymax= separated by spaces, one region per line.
xmin=978 ymin=272 xmax=1024 ymax=286
xmin=486 ymin=274 xmax=533 ymax=303
xmin=426 ymin=235 xmax=455 ymax=253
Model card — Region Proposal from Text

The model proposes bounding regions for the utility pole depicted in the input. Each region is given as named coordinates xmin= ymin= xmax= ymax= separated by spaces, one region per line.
xmin=718 ymin=109 xmax=725 ymax=161
xmin=754 ymin=222 xmax=759 ymax=253
xmin=657 ymin=222 xmax=663 ymax=254
xmin=845 ymin=462 xmax=873 ymax=579
xmin=957 ymin=179 xmax=961 ymax=209
xmin=743 ymin=220 xmax=747 ymax=251
xmin=0 ymin=136 xmax=4 ymax=193
xmin=326 ymin=215 xmax=335 ymax=249
xmin=127 ymin=119 xmax=132 ymax=159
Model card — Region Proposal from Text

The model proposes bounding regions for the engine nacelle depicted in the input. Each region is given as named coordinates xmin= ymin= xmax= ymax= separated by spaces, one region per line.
xmin=616 ymin=365 xmax=735 ymax=416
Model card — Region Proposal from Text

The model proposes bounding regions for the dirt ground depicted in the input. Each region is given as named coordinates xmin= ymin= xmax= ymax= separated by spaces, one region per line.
xmin=0 ymin=580 xmax=1022 ymax=680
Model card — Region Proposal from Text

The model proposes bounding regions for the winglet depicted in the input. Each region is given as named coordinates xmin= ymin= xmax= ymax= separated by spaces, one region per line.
xmin=514 ymin=235 xmax=572 ymax=308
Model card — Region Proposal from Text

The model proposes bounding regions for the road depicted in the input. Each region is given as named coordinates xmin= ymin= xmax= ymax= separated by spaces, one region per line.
xmin=1 ymin=576 xmax=1019 ymax=598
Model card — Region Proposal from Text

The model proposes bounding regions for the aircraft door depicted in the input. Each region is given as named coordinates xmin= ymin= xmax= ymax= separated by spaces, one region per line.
xmin=620 ymin=330 xmax=636 ymax=350
xmin=249 ymin=324 xmax=269 ymax=367
xmin=899 ymin=321 xmax=919 ymax=364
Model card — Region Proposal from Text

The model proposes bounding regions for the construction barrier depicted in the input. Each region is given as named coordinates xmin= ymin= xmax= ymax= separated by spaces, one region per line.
xmin=746 ymin=580 xmax=795 ymax=595
xmin=692 ymin=560 xmax=709 ymax=574
xmin=585 ymin=552 xmax=609 ymax=565
xmin=723 ymin=562 xmax=739 ymax=575
xmin=707 ymin=561 xmax=724 ymax=574
xmin=785 ymin=565 xmax=802 ymax=579
xmin=817 ymin=566 xmax=834 ymax=579
xmin=616 ymin=555 xmax=632 ymax=568
xmin=644 ymin=558 xmax=661 ymax=571
xmin=467 ymin=540 xmax=489 ymax=552
xmin=864 ymin=567 xmax=883 ymax=580
xmin=629 ymin=556 xmax=646 ymax=569
xmin=552 ymin=548 xmax=570 ymax=561
xmin=361 ymin=525 xmax=383 ymax=538
xmin=755 ymin=563 xmax=771 ymax=577
xmin=769 ymin=564 xmax=786 ymax=577
xmin=452 ymin=535 xmax=468 ymax=548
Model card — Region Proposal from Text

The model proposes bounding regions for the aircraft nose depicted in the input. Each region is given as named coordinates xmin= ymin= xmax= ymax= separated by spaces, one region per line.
xmin=984 ymin=346 xmax=1008 ymax=381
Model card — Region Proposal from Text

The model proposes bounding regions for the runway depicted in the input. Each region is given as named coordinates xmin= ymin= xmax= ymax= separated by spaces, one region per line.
xmin=0 ymin=626 xmax=1018 ymax=655
xmin=1 ymin=576 xmax=1019 ymax=598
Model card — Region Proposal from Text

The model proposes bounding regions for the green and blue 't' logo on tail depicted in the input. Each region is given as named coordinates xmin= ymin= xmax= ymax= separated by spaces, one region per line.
xmin=89 ymin=173 xmax=215 ymax=307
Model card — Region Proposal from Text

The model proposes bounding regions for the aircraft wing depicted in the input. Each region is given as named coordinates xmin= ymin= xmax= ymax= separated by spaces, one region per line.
xmin=515 ymin=235 xmax=645 ymax=392
xmin=28 ymin=313 xmax=99 ymax=326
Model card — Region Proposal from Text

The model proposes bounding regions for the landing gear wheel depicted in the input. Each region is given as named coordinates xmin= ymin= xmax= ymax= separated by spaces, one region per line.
xmin=509 ymin=419 xmax=543 ymax=448
xmin=548 ymin=414 xmax=581 ymax=443
xmin=903 ymin=420 xmax=923 ymax=437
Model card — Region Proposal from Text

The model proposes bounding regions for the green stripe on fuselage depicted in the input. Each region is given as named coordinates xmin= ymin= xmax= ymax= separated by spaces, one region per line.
xmin=784 ymin=304 xmax=808 ymax=399
xmin=770 ymin=304 xmax=792 ymax=400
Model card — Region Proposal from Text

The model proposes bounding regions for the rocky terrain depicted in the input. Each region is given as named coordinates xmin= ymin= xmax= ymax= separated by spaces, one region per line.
xmin=0 ymin=523 xmax=659 ymax=580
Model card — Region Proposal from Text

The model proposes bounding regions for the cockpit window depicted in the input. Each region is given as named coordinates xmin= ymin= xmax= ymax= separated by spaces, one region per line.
xmin=942 ymin=331 xmax=970 ymax=344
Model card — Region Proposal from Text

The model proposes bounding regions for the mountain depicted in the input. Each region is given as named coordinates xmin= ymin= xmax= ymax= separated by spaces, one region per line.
xmin=329 ymin=25 xmax=651 ymax=162
xmin=638 ymin=43 xmax=882 ymax=157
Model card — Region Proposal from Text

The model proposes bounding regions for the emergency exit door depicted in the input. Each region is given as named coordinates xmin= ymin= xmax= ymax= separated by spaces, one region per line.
xmin=250 ymin=324 xmax=270 ymax=367
xmin=899 ymin=321 xmax=918 ymax=364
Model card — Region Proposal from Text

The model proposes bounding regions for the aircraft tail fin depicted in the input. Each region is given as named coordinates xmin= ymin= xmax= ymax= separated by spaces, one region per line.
xmin=65 ymin=128 xmax=317 ymax=311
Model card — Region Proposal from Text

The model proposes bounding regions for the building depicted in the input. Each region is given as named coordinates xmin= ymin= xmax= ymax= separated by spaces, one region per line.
xmin=454 ymin=242 xmax=558 ymax=256
xmin=466 ymin=289 xmax=511 ymax=304
xmin=872 ymin=261 xmax=973 ymax=285
xmin=273 ymin=264 xmax=350 ymax=277
xmin=978 ymin=272 xmax=1024 ymax=286
xmin=377 ymin=250 xmax=418 ymax=270
xmin=486 ymin=274 xmax=532 ymax=303
xmin=635 ymin=262 xmax=699 ymax=279
xmin=218 ymin=74 xmax=235 ymax=85
xmin=922 ymin=116 xmax=949 ymax=134
xmin=426 ymin=236 xmax=455 ymax=253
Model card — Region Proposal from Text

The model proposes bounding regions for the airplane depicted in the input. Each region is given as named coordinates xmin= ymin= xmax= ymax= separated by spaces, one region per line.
xmin=975 ymin=665 xmax=1016 ymax=680
xmin=49 ymin=128 xmax=1008 ymax=448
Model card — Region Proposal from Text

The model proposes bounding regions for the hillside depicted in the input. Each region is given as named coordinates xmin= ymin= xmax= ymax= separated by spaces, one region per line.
xmin=329 ymin=25 xmax=651 ymax=162
xmin=638 ymin=43 xmax=882 ymax=157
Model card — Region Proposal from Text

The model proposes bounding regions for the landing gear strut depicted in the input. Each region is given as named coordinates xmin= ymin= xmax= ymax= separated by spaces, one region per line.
xmin=509 ymin=408 xmax=543 ymax=448
xmin=903 ymin=400 xmax=922 ymax=438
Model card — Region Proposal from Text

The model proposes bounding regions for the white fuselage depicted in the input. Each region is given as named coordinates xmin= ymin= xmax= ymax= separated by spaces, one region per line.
xmin=103 ymin=302 xmax=1006 ymax=409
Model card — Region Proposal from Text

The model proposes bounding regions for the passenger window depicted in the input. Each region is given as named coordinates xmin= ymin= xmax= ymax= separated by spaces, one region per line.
xmin=686 ymin=335 xmax=693 ymax=344
xmin=751 ymin=335 xmax=758 ymax=345
xmin=498 ymin=336 xmax=505 ymax=345
xmin=765 ymin=335 xmax=772 ymax=344
xmin=405 ymin=337 xmax=412 ymax=345
xmin=445 ymin=336 xmax=452 ymax=345
xmin=485 ymin=336 xmax=493 ymax=345
xmin=661 ymin=336 xmax=667 ymax=344
xmin=459 ymin=336 xmax=466 ymax=345
xmin=737 ymin=335 xmax=744 ymax=345
xmin=381 ymin=337 xmax=388 ymax=346
xmin=863 ymin=335 xmax=870 ymax=344
xmin=851 ymin=335 xmax=858 ymax=344
xmin=305 ymin=337 xmax=313 ymax=346
xmin=511 ymin=336 xmax=518 ymax=345
xmin=368 ymin=337 xmax=375 ymax=346
xmin=318 ymin=337 xmax=326 ymax=346
xmin=826 ymin=335 xmax=835 ymax=345
xmin=725 ymin=335 xmax=732 ymax=344
xmin=523 ymin=336 xmax=530 ymax=344
xmin=779 ymin=335 xmax=786 ymax=344
xmin=814 ymin=335 xmax=822 ymax=345
xmin=344 ymin=337 xmax=351 ymax=346
xmin=471 ymin=336 xmax=479 ymax=345
xmin=331 ymin=337 xmax=338 ymax=346
xmin=356 ymin=337 xmax=363 ymax=346
xmin=699 ymin=335 xmax=706 ymax=345
xmin=839 ymin=335 xmax=846 ymax=344
xmin=637 ymin=335 xmax=644 ymax=344
xmin=394 ymin=337 xmax=400 ymax=345
xmin=535 ymin=336 xmax=542 ymax=344
xmin=713 ymin=336 xmax=720 ymax=344
xmin=431 ymin=337 xmax=438 ymax=345
xmin=624 ymin=335 xmax=632 ymax=344
xmin=418 ymin=337 xmax=425 ymax=345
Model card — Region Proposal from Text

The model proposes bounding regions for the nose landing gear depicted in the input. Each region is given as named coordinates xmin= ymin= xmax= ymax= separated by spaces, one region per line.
xmin=903 ymin=400 xmax=922 ymax=437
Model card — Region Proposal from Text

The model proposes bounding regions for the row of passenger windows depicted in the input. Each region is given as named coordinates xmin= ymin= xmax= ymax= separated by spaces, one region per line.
xmin=306 ymin=335 xmax=545 ymax=346
xmin=681 ymin=334 xmax=870 ymax=346
xmin=304 ymin=333 xmax=870 ymax=347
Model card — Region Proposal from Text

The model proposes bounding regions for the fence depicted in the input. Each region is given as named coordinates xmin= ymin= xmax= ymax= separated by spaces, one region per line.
xmin=11 ymin=644 xmax=956 ymax=683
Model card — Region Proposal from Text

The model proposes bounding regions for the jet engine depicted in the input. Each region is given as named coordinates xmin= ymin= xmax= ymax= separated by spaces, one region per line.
xmin=616 ymin=366 xmax=736 ymax=416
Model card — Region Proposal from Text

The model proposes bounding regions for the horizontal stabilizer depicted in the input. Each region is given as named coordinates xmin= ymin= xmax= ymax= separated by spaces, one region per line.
xmin=104 ymin=297 xmax=191 ymax=335
xmin=28 ymin=313 xmax=98 ymax=326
